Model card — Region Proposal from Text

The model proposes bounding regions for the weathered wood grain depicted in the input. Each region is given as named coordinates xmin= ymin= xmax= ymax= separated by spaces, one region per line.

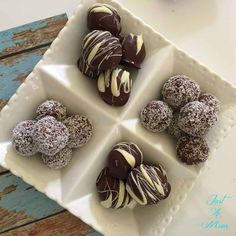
xmin=1 ymin=211 xmax=94 ymax=236
xmin=0 ymin=46 xmax=49 ymax=101
xmin=0 ymin=173 xmax=63 ymax=233
xmin=0 ymin=14 xmax=67 ymax=58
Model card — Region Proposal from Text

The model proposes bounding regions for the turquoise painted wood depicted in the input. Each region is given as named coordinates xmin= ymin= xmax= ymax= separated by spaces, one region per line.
xmin=0 ymin=172 xmax=64 ymax=233
xmin=0 ymin=47 xmax=49 ymax=101
xmin=0 ymin=14 xmax=68 ymax=57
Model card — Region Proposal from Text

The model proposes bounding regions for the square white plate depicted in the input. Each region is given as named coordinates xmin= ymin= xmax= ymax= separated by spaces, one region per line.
xmin=1 ymin=0 xmax=236 ymax=235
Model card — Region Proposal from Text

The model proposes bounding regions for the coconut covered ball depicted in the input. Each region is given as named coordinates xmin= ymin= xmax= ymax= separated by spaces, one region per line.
xmin=32 ymin=116 xmax=69 ymax=156
xmin=198 ymin=93 xmax=220 ymax=113
xmin=42 ymin=147 xmax=72 ymax=169
xmin=12 ymin=120 xmax=38 ymax=157
xmin=36 ymin=100 xmax=67 ymax=121
xmin=63 ymin=115 xmax=93 ymax=148
xmin=162 ymin=75 xmax=200 ymax=110
xmin=176 ymin=136 xmax=209 ymax=165
xmin=178 ymin=101 xmax=218 ymax=137
xmin=140 ymin=100 xmax=173 ymax=132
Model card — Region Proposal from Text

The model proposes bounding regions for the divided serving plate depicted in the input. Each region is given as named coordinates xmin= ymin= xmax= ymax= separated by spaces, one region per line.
xmin=1 ymin=0 xmax=236 ymax=235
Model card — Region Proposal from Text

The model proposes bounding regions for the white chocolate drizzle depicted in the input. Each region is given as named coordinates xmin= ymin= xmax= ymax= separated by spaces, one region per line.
xmin=82 ymin=30 xmax=122 ymax=70
xmin=97 ymin=168 xmax=132 ymax=209
xmin=128 ymin=33 xmax=144 ymax=55
xmin=126 ymin=164 xmax=170 ymax=205
xmin=97 ymin=69 xmax=132 ymax=97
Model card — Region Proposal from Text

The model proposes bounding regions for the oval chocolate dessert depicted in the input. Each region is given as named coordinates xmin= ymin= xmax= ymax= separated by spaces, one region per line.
xmin=77 ymin=57 xmax=100 ymax=79
xmin=126 ymin=164 xmax=171 ymax=205
xmin=97 ymin=68 xmax=132 ymax=106
xmin=121 ymin=33 xmax=146 ymax=69
xmin=81 ymin=30 xmax=122 ymax=71
xmin=87 ymin=3 xmax=121 ymax=36
xmin=96 ymin=167 xmax=135 ymax=209
xmin=107 ymin=141 xmax=143 ymax=180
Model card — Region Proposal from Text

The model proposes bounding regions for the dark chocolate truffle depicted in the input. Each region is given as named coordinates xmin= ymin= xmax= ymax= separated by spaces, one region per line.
xmin=97 ymin=68 xmax=132 ymax=106
xmin=108 ymin=142 xmax=143 ymax=180
xmin=162 ymin=75 xmax=200 ymax=109
xmin=176 ymin=136 xmax=209 ymax=165
xmin=32 ymin=116 xmax=69 ymax=156
xmin=77 ymin=57 xmax=100 ymax=79
xmin=167 ymin=112 xmax=186 ymax=139
xmin=96 ymin=167 xmax=135 ymax=209
xmin=81 ymin=30 xmax=122 ymax=71
xmin=42 ymin=147 xmax=72 ymax=169
xmin=140 ymin=100 xmax=173 ymax=132
xmin=87 ymin=3 xmax=121 ymax=36
xmin=36 ymin=100 xmax=66 ymax=121
xmin=12 ymin=120 xmax=37 ymax=157
xmin=63 ymin=115 xmax=93 ymax=148
xmin=126 ymin=164 xmax=171 ymax=205
xmin=178 ymin=101 xmax=218 ymax=137
xmin=199 ymin=93 xmax=220 ymax=113
xmin=121 ymin=33 xmax=146 ymax=69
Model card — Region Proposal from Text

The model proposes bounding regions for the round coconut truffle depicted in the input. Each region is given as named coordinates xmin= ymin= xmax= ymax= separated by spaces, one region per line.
xmin=176 ymin=136 xmax=209 ymax=165
xmin=81 ymin=30 xmax=122 ymax=71
xmin=63 ymin=115 xmax=93 ymax=148
xmin=36 ymin=100 xmax=67 ymax=121
xmin=126 ymin=164 xmax=171 ymax=205
xmin=42 ymin=147 xmax=72 ymax=169
xmin=96 ymin=167 xmax=135 ymax=209
xmin=33 ymin=116 xmax=69 ymax=156
xmin=12 ymin=120 xmax=37 ymax=157
xmin=178 ymin=101 xmax=218 ymax=137
xmin=140 ymin=100 xmax=173 ymax=132
xmin=108 ymin=142 xmax=143 ymax=180
xmin=167 ymin=112 xmax=186 ymax=139
xmin=77 ymin=57 xmax=100 ymax=79
xmin=87 ymin=3 xmax=121 ymax=36
xmin=199 ymin=93 xmax=220 ymax=113
xmin=97 ymin=68 xmax=132 ymax=106
xmin=162 ymin=75 xmax=200 ymax=109
xmin=121 ymin=33 xmax=146 ymax=69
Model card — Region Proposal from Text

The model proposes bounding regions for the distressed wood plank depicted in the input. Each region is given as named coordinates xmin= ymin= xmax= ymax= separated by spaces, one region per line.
xmin=0 ymin=46 xmax=49 ymax=101
xmin=1 ymin=211 xmax=94 ymax=236
xmin=0 ymin=173 xmax=63 ymax=233
xmin=0 ymin=14 xmax=67 ymax=58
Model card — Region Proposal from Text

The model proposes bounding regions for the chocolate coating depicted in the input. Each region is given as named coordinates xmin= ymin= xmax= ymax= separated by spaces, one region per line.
xmin=167 ymin=112 xmax=186 ymax=139
xmin=87 ymin=3 xmax=121 ymax=36
xmin=63 ymin=115 xmax=93 ymax=148
xmin=42 ymin=147 xmax=72 ymax=169
xmin=140 ymin=100 xmax=173 ymax=132
xmin=126 ymin=164 xmax=171 ymax=205
xmin=108 ymin=142 xmax=143 ymax=180
xmin=176 ymin=136 xmax=209 ymax=165
xmin=199 ymin=93 xmax=220 ymax=113
xmin=97 ymin=68 xmax=132 ymax=106
xmin=36 ymin=100 xmax=67 ymax=121
xmin=178 ymin=101 xmax=218 ymax=137
xmin=121 ymin=33 xmax=146 ymax=69
xmin=12 ymin=120 xmax=37 ymax=157
xmin=32 ymin=116 xmax=69 ymax=156
xmin=77 ymin=57 xmax=100 ymax=79
xmin=96 ymin=167 xmax=135 ymax=209
xmin=81 ymin=30 xmax=122 ymax=71
xmin=162 ymin=75 xmax=200 ymax=109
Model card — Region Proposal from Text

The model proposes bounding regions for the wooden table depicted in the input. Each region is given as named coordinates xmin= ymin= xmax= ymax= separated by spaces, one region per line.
xmin=0 ymin=14 xmax=101 ymax=236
